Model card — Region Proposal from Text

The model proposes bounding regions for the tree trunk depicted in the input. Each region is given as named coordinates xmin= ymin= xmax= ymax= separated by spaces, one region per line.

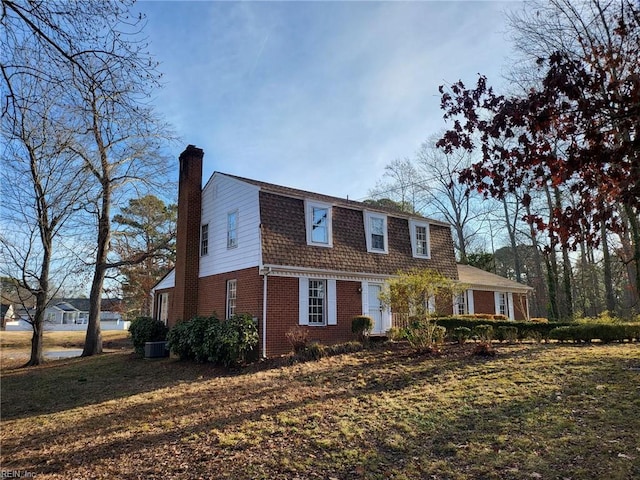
xmin=25 ymin=296 xmax=45 ymax=367
xmin=625 ymin=205 xmax=640 ymax=312
xmin=502 ymin=197 xmax=522 ymax=282
xmin=525 ymin=199 xmax=548 ymax=318
xmin=82 ymin=177 xmax=111 ymax=356
xmin=601 ymin=221 xmax=616 ymax=314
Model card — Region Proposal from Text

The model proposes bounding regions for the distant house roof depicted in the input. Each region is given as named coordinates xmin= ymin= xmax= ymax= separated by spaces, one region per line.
xmin=457 ymin=264 xmax=533 ymax=293
xmin=50 ymin=298 xmax=124 ymax=313
xmin=52 ymin=302 xmax=79 ymax=312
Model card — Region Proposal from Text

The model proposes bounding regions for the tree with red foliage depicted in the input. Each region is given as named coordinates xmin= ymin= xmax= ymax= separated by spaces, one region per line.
xmin=437 ymin=0 xmax=640 ymax=300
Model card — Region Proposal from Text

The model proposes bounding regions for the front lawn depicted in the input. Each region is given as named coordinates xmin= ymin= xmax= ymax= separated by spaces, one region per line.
xmin=1 ymin=342 xmax=639 ymax=479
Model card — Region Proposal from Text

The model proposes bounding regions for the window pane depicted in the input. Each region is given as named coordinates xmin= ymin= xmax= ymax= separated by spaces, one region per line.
xmin=311 ymin=207 xmax=328 ymax=243
xmin=226 ymin=280 xmax=237 ymax=318
xmin=416 ymin=226 xmax=428 ymax=255
xmin=227 ymin=212 xmax=238 ymax=248
xmin=201 ymin=224 xmax=209 ymax=256
xmin=308 ymin=279 xmax=326 ymax=325
xmin=371 ymin=217 xmax=384 ymax=235
xmin=370 ymin=217 xmax=385 ymax=250
xmin=372 ymin=234 xmax=384 ymax=250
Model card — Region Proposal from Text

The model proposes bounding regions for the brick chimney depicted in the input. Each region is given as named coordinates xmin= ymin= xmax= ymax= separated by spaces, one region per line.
xmin=171 ymin=145 xmax=204 ymax=326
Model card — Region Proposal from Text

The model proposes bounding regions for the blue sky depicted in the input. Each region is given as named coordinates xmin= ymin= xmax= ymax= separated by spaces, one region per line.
xmin=138 ymin=1 xmax=519 ymax=201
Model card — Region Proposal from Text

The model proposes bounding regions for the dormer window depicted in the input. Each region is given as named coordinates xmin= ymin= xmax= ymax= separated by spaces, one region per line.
xmin=305 ymin=200 xmax=333 ymax=247
xmin=409 ymin=219 xmax=431 ymax=258
xmin=364 ymin=211 xmax=388 ymax=254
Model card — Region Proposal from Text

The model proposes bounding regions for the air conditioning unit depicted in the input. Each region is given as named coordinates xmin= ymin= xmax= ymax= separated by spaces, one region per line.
xmin=144 ymin=341 xmax=169 ymax=358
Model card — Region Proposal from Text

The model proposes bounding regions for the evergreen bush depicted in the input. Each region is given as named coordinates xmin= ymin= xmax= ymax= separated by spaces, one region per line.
xmin=128 ymin=316 xmax=168 ymax=355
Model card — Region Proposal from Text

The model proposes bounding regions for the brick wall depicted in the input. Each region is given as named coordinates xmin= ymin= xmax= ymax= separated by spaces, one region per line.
xmin=265 ymin=277 xmax=363 ymax=357
xmin=471 ymin=290 xmax=529 ymax=320
xmin=197 ymin=267 xmax=263 ymax=320
xmin=171 ymin=145 xmax=203 ymax=328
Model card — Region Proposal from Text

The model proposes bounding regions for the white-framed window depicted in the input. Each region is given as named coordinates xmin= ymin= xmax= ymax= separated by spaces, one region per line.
xmin=308 ymin=279 xmax=326 ymax=325
xmin=364 ymin=211 xmax=388 ymax=253
xmin=454 ymin=292 xmax=467 ymax=315
xmin=227 ymin=211 xmax=238 ymax=249
xmin=200 ymin=224 xmax=209 ymax=256
xmin=226 ymin=279 xmax=237 ymax=318
xmin=409 ymin=220 xmax=430 ymax=258
xmin=305 ymin=200 xmax=333 ymax=247
xmin=299 ymin=278 xmax=337 ymax=326
xmin=158 ymin=293 xmax=169 ymax=324
xmin=496 ymin=292 xmax=507 ymax=316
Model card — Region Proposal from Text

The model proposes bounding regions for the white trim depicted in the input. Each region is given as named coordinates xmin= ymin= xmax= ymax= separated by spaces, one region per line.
xmin=305 ymin=200 xmax=333 ymax=247
xmin=467 ymin=289 xmax=475 ymax=314
xmin=364 ymin=211 xmax=388 ymax=254
xmin=327 ymin=279 xmax=337 ymax=325
xmin=261 ymin=264 xmax=393 ymax=283
xmin=299 ymin=277 xmax=309 ymax=326
xmin=360 ymin=281 xmax=369 ymax=315
xmin=409 ymin=219 xmax=431 ymax=259
xmin=507 ymin=292 xmax=515 ymax=320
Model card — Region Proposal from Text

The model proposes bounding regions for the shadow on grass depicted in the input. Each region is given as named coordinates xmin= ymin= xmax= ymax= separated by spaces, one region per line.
xmin=2 ymin=343 xmax=639 ymax=479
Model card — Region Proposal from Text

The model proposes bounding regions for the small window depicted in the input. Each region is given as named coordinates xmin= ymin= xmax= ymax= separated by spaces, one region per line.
xmin=410 ymin=220 xmax=430 ymax=258
xmin=226 ymin=279 xmax=237 ymax=318
xmin=158 ymin=293 xmax=169 ymax=324
xmin=200 ymin=224 xmax=209 ymax=256
xmin=364 ymin=211 xmax=388 ymax=253
xmin=227 ymin=211 xmax=238 ymax=249
xmin=497 ymin=292 xmax=507 ymax=316
xmin=305 ymin=200 xmax=333 ymax=247
xmin=454 ymin=292 xmax=467 ymax=315
xmin=308 ymin=279 xmax=326 ymax=325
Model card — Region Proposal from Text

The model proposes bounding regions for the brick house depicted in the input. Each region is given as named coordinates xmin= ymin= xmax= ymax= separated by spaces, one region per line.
xmin=152 ymin=145 xmax=531 ymax=357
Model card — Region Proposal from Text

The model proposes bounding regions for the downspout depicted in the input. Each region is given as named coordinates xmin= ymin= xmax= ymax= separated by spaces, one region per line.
xmin=262 ymin=267 xmax=271 ymax=359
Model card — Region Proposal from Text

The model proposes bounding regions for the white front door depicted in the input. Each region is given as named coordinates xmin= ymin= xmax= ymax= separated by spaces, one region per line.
xmin=368 ymin=284 xmax=388 ymax=335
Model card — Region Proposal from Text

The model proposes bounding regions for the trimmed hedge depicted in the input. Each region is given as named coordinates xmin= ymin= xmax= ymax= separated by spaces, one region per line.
xmin=549 ymin=323 xmax=640 ymax=343
xmin=436 ymin=317 xmax=571 ymax=342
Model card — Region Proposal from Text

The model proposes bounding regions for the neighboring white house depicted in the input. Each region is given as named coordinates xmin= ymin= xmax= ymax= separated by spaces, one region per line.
xmin=5 ymin=298 xmax=128 ymax=331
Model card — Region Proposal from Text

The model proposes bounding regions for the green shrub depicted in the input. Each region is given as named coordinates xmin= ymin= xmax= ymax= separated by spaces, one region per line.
xmin=453 ymin=326 xmax=471 ymax=345
xmin=325 ymin=341 xmax=364 ymax=356
xmin=404 ymin=318 xmax=443 ymax=352
xmin=437 ymin=317 xmax=569 ymax=342
xmin=128 ymin=316 xmax=168 ymax=355
xmin=166 ymin=320 xmax=193 ymax=358
xmin=167 ymin=313 xmax=258 ymax=366
xmin=496 ymin=326 xmax=518 ymax=343
xmin=386 ymin=326 xmax=405 ymax=341
xmin=433 ymin=325 xmax=447 ymax=344
xmin=473 ymin=324 xmax=494 ymax=342
xmin=549 ymin=323 xmax=640 ymax=343
xmin=299 ymin=342 xmax=326 ymax=361
xmin=352 ymin=315 xmax=373 ymax=342
xmin=210 ymin=314 xmax=259 ymax=367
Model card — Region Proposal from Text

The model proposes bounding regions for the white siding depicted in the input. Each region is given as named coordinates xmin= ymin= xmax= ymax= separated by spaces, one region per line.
xmin=200 ymin=174 xmax=262 ymax=276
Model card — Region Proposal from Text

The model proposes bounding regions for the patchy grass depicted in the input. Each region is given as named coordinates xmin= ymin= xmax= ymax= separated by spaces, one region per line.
xmin=1 ymin=343 xmax=639 ymax=479
xmin=0 ymin=330 xmax=131 ymax=350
